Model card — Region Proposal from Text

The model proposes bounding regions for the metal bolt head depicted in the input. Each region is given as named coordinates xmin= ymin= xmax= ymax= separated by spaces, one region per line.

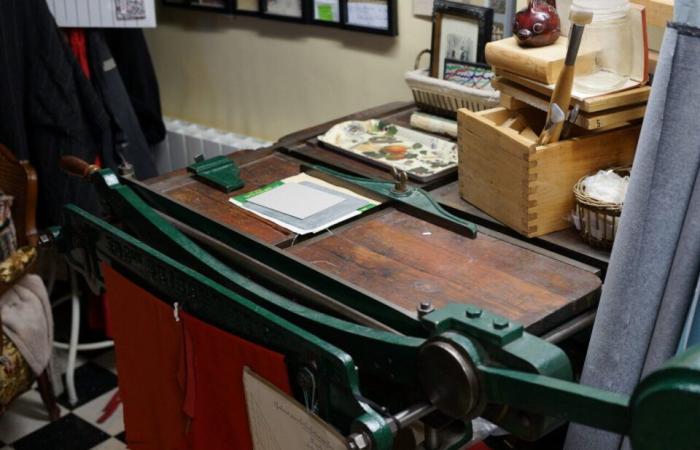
xmin=417 ymin=301 xmax=435 ymax=318
xmin=493 ymin=319 xmax=510 ymax=330
xmin=347 ymin=433 xmax=371 ymax=450
xmin=466 ymin=307 xmax=483 ymax=319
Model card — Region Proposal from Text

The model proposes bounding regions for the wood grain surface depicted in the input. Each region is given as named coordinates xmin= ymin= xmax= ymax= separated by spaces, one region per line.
xmin=147 ymin=152 xmax=302 ymax=245
xmin=289 ymin=208 xmax=601 ymax=335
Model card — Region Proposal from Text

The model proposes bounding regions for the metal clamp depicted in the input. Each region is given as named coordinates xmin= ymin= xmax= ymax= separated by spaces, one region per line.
xmin=187 ymin=155 xmax=244 ymax=193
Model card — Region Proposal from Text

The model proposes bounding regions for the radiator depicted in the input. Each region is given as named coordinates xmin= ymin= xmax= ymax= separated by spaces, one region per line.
xmin=153 ymin=118 xmax=273 ymax=175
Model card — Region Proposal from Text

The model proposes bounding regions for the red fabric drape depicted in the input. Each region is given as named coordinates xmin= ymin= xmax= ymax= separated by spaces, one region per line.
xmin=103 ymin=264 xmax=291 ymax=450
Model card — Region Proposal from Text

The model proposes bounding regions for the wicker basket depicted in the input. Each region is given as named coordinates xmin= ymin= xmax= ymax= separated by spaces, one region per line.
xmin=573 ymin=167 xmax=631 ymax=250
xmin=405 ymin=50 xmax=500 ymax=119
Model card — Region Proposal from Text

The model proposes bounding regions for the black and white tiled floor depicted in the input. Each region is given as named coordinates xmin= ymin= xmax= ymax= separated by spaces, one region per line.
xmin=0 ymin=350 xmax=126 ymax=450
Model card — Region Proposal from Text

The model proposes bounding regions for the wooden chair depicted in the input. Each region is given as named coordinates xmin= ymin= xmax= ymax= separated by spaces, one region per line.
xmin=0 ymin=144 xmax=60 ymax=421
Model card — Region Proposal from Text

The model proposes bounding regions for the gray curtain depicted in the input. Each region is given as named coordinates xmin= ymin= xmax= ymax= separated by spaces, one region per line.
xmin=564 ymin=19 xmax=700 ymax=450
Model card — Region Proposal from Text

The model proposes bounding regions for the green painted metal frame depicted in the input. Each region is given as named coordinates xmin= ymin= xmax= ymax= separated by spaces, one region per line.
xmin=55 ymin=168 xmax=700 ymax=450
xmin=187 ymin=155 xmax=244 ymax=192
xmin=301 ymin=164 xmax=478 ymax=238
xmin=119 ymin=175 xmax=427 ymax=337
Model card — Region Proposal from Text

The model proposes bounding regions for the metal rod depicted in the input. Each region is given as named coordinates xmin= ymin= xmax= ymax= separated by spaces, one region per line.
xmin=391 ymin=403 xmax=437 ymax=431
xmin=481 ymin=365 xmax=631 ymax=434
xmin=156 ymin=210 xmax=399 ymax=333
xmin=542 ymin=310 xmax=596 ymax=344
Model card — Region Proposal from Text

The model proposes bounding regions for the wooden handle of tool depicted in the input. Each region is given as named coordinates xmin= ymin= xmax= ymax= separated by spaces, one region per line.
xmin=60 ymin=156 xmax=99 ymax=179
xmin=547 ymin=65 xmax=575 ymax=143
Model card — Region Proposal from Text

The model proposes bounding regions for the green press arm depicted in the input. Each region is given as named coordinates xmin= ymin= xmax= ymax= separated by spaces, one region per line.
xmin=52 ymin=158 xmax=700 ymax=450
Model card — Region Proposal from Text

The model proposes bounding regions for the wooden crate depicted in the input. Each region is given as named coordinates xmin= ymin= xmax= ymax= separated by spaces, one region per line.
xmin=458 ymin=107 xmax=640 ymax=237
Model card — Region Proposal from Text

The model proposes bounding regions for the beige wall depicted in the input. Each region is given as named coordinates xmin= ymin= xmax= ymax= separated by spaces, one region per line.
xmin=145 ymin=3 xmax=435 ymax=141
xmin=145 ymin=1 xmax=665 ymax=142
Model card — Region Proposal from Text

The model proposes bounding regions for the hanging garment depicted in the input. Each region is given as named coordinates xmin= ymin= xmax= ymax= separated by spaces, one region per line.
xmin=103 ymin=264 xmax=291 ymax=450
xmin=0 ymin=0 xmax=111 ymax=227
xmin=565 ymin=21 xmax=700 ymax=450
xmin=64 ymin=29 xmax=90 ymax=79
xmin=87 ymin=31 xmax=157 ymax=180
xmin=104 ymin=29 xmax=167 ymax=146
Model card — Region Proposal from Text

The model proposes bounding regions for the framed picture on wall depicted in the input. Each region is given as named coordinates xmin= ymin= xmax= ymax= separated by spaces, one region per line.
xmin=430 ymin=0 xmax=493 ymax=78
xmin=462 ymin=0 xmax=516 ymax=39
xmin=312 ymin=0 xmax=341 ymax=23
xmin=343 ymin=0 xmax=397 ymax=35
xmin=163 ymin=0 xmax=232 ymax=12
xmin=234 ymin=0 xmax=260 ymax=12
xmin=261 ymin=0 xmax=305 ymax=19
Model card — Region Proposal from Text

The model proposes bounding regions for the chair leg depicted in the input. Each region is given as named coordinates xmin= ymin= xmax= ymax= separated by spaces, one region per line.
xmin=66 ymin=267 xmax=80 ymax=406
xmin=37 ymin=370 xmax=60 ymax=421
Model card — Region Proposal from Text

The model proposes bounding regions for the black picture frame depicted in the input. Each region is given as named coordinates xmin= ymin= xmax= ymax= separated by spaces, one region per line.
xmin=309 ymin=0 xmax=342 ymax=26
xmin=430 ymin=0 xmax=493 ymax=78
xmin=341 ymin=0 xmax=398 ymax=36
xmin=163 ymin=0 xmax=234 ymax=14
xmin=231 ymin=0 xmax=261 ymax=15
xmin=260 ymin=0 xmax=308 ymax=23
xmin=162 ymin=0 xmax=398 ymax=36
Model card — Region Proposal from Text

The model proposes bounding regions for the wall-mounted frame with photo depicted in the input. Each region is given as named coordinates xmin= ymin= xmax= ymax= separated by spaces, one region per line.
xmin=430 ymin=0 xmax=493 ymax=79
xmin=462 ymin=0 xmax=516 ymax=40
xmin=163 ymin=0 xmax=233 ymax=13
xmin=343 ymin=0 xmax=397 ymax=36
xmin=260 ymin=0 xmax=307 ymax=21
xmin=233 ymin=0 xmax=260 ymax=14
xmin=311 ymin=0 xmax=341 ymax=24
xmin=163 ymin=0 xmax=397 ymax=36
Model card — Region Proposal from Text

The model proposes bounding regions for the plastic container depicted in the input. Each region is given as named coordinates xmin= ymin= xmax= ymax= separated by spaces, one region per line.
xmin=572 ymin=0 xmax=633 ymax=93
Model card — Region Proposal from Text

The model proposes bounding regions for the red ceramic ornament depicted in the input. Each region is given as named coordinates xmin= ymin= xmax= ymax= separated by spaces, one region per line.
xmin=513 ymin=0 xmax=561 ymax=47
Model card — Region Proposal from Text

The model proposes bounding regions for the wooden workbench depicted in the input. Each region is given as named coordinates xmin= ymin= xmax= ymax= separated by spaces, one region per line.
xmin=145 ymin=102 xmax=605 ymax=336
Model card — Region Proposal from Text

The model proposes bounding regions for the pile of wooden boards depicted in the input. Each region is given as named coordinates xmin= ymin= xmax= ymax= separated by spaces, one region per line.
xmin=485 ymin=37 xmax=651 ymax=134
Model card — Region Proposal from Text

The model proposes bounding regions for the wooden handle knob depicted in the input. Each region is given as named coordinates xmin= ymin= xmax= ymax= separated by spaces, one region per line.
xmin=60 ymin=156 xmax=99 ymax=179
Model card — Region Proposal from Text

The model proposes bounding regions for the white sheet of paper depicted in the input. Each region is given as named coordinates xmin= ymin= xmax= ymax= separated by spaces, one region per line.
xmin=347 ymin=2 xmax=389 ymax=29
xmin=244 ymin=367 xmax=346 ymax=450
xmin=248 ymin=183 xmax=344 ymax=220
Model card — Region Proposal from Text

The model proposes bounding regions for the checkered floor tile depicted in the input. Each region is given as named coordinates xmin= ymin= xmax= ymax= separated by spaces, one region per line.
xmin=0 ymin=351 xmax=125 ymax=450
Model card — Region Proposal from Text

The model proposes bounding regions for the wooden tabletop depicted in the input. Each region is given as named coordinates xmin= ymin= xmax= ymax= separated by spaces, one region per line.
xmin=288 ymin=207 xmax=600 ymax=335
xmin=430 ymin=183 xmax=612 ymax=275
xmin=146 ymin=150 xmax=303 ymax=245
xmin=143 ymin=102 xmax=606 ymax=336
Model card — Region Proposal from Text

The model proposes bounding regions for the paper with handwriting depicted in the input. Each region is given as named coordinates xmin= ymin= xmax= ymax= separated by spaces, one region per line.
xmin=244 ymin=367 xmax=346 ymax=450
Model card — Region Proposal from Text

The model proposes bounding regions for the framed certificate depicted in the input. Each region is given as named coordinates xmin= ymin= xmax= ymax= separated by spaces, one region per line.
xmin=312 ymin=0 xmax=341 ymax=24
xmin=261 ymin=0 xmax=306 ymax=20
xmin=343 ymin=0 xmax=397 ymax=35
xmin=234 ymin=0 xmax=260 ymax=12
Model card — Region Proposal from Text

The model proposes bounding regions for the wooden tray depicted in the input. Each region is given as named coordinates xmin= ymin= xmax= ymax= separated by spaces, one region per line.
xmin=317 ymin=123 xmax=457 ymax=184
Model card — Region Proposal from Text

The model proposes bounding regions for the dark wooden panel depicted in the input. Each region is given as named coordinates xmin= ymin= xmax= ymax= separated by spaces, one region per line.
xmin=289 ymin=208 xmax=601 ymax=334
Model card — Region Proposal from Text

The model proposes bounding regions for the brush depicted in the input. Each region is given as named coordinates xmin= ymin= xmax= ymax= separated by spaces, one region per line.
xmin=560 ymin=104 xmax=581 ymax=140
xmin=538 ymin=103 xmax=566 ymax=146
xmin=543 ymin=5 xmax=594 ymax=144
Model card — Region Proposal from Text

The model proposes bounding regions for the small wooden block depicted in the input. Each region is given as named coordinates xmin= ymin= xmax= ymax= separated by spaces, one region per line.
xmin=486 ymin=37 xmax=597 ymax=85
